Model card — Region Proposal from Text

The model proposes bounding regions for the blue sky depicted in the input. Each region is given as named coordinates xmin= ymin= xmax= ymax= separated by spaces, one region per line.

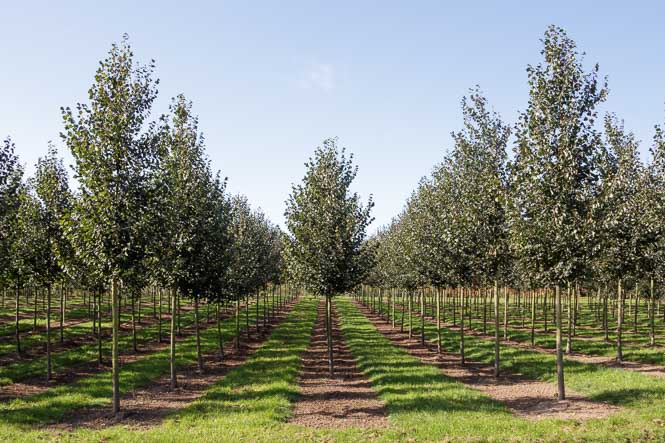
xmin=2 ymin=1 xmax=664 ymax=231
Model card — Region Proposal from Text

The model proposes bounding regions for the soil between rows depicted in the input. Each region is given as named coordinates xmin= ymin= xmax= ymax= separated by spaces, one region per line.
xmin=357 ymin=301 xmax=621 ymax=421
xmin=0 ymin=303 xmax=238 ymax=402
xmin=290 ymin=299 xmax=388 ymax=429
xmin=47 ymin=298 xmax=299 ymax=431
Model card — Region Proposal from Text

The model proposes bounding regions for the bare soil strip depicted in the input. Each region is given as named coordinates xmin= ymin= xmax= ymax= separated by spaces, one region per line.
xmin=47 ymin=299 xmax=299 ymax=431
xmin=290 ymin=299 xmax=388 ymax=429
xmin=0 ymin=303 xmax=238 ymax=402
xmin=357 ymin=302 xmax=620 ymax=421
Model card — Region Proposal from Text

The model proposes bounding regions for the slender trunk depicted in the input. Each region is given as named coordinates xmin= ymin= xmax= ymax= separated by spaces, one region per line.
xmin=460 ymin=287 xmax=465 ymax=365
xmin=131 ymin=294 xmax=137 ymax=352
xmin=235 ymin=297 xmax=240 ymax=349
xmin=494 ymin=280 xmax=500 ymax=377
xmin=111 ymin=277 xmax=121 ymax=413
xmin=158 ymin=288 xmax=162 ymax=343
xmin=555 ymin=285 xmax=565 ymax=400
xmin=60 ymin=285 xmax=65 ymax=344
xmin=650 ymin=277 xmax=656 ymax=347
xmin=617 ymin=279 xmax=624 ymax=363
xmin=565 ymin=283 xmax=572 ymax=355
xmin=633 ymin=284 xmax=639 ymax=334
xmin=603 ymin=286 xmax=609 ymax=341
xmin=420 ymin=289 xmax=425 ymax=345
xmin=195 ymin=294 xmax=203 ymax=372
xmin=436 ymin=287 xmax=441 ymax=354
xmin=503 ymin=286 xmax=508 ymax=340
xmin=408 ymin=292 xmax=413 ymax=338
xmin=170 ymin=288 xmax=178 ymax=389
xmin=46 ymin=284 xmax=52 ymax=381
xmin=15 ymin=287 xmax=21 ymax=354
xmin=217 ymin=302 xmax=224 ymax=359
xmin=97 ymin=290 xmax=102 ymax=365
xmin=530 ymin=290 xmax=536 ymax=346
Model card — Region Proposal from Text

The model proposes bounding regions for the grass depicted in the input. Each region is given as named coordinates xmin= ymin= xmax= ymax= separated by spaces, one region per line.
xmin=0 ymin=296 xmax=272 ymax=434
xmin=0 ymin=301 xmax=208 ymax=386
xmin=368 ymin=295 xmax=665 ymax=441
xmin=0 ymin=294 xmax=663 ymax=441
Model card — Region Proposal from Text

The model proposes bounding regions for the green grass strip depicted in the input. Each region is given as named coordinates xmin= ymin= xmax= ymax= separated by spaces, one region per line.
xmin=381 ymin=297 xmax=665 ymax=441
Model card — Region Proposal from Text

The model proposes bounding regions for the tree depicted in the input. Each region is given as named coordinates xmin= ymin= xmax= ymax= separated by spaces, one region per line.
xmin=0 ymin=138 xmax=25 ymax=354
xmin=594 ymin=115 xmax=646 ymax=362
xmin=61 ymin=35 xmax=159 ymax=413
xmin=32 ymin=144 xmax=73 ymax=380
xmin=449 ymin=88 xmax=510 ymax=374
xmin=284 ymin=138 xmax=374 ymax=375
xmin=509 ymin=26 xmax=607 ymax=400
xmin=153 ymin=95 xmax=224 ymax=384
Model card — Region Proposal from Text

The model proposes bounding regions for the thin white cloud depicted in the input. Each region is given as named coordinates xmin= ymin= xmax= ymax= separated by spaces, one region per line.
xmin=300 ymin=62 xmax=335 ymax=94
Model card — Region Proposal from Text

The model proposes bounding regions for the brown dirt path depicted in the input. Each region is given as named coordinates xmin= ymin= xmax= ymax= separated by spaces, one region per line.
xmin=357 ymin=301 xmax=620 ymax=421
xmin=290 ymin=299 xmax=388 ymax=429
xmin=46 ymin=298 xmax=299 ymax=431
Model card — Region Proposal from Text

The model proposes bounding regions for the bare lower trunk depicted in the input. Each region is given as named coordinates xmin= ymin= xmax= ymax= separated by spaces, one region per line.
xmin=170 ymin=288 xmax=178 ymax=389
xmin=494 ymin=280 xmax=500 ymax=377
xmin=15 ymin=287 xmax=21 ymax=354
xmin=555 ymin=285 xmax=565 ymax=400
xmin=436 ymin=287 xmax=441 ymax=354
xmin=617 ymin=279 xmax=623 ymax=363
xmin=111 ymin=277 xmax=120 ymax=414
xmin=195 ymin=294 xmax=203 ymax=372
xmin=46 ymin=284 xmax=52 ymax=381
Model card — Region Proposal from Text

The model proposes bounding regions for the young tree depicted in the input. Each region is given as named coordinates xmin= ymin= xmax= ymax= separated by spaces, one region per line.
xmin=0 ymin=138 xmax=24 ymax=354
xmin=509 ymin=26 xmax=607 ymax=400
xmin=284 ymin=138 xmax=374 ymax=375
xmin=154 ymin=95 xmax=222 ymax=384
xmin=449 ymin=88 xmax=510 ymax=375
xmin=61 ymin=35 xmax=159 ymax=413
xmin=32 ymin=144 xmax=72 ymax=380
xmin=595 ymin=115 xmax=646 ymax=362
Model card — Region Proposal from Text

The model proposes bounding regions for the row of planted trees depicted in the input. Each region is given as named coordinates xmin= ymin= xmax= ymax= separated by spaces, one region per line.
xmin=0 ymin=36 xmax=286 ymax=412
xmin=365 ymin=25 xmax=665 ymax=400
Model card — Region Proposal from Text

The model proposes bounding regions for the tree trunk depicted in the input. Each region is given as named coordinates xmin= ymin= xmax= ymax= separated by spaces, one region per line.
xmin=235 ymin=297 xmax=240 ymax=349
xmin=503 ymin=286 xmax=508 ymax=340
xmin=46 ymin=284 xmax=52 ymax=381
xmin=603 ymin=286 xmax=609 ymax=341
xmin=131 ymin=293 xmax=137 ymax=352
xmin=408 ymin=292 xmax=413 ymax=339
xmin=650 ymin=277 xmax=656 ymax=347
xmin=195 ymin=293 xmax=203 ymax=372
xmin=217 ymin=302 xmax=224 ymax=360
xmin=158 ymin=288 xmax=162 ymax=343
xmin=420 ymin=289 xmax=425 ymax=345
xmin=60 ymin=285 xmax=65 ymax=344
xmin=555 ymin=285 xmax=565 ymax=400
xmin=15 ymin=287 xmax=21 ymax=354
xmin=111 ymin=277 xmax=121 ymax=414
xmin=530 ymin=289 xmax=536 ymax=346
xmin=565 ymin=283 xmax=572 ymax=355
xmin=436 ymin=287 xmax=441 ymax=354
xmin=617 ymin=279 xmax=623 ymax=363
xmin=494 ymin=280 xmax=500 ymax=377
xmin=170 ymin=288 xmax=178 ymax=389
xmin=460 ymin=287 xmax=465 ymax=365
xmin=97 ymin=290 xmax=102 ymax=365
